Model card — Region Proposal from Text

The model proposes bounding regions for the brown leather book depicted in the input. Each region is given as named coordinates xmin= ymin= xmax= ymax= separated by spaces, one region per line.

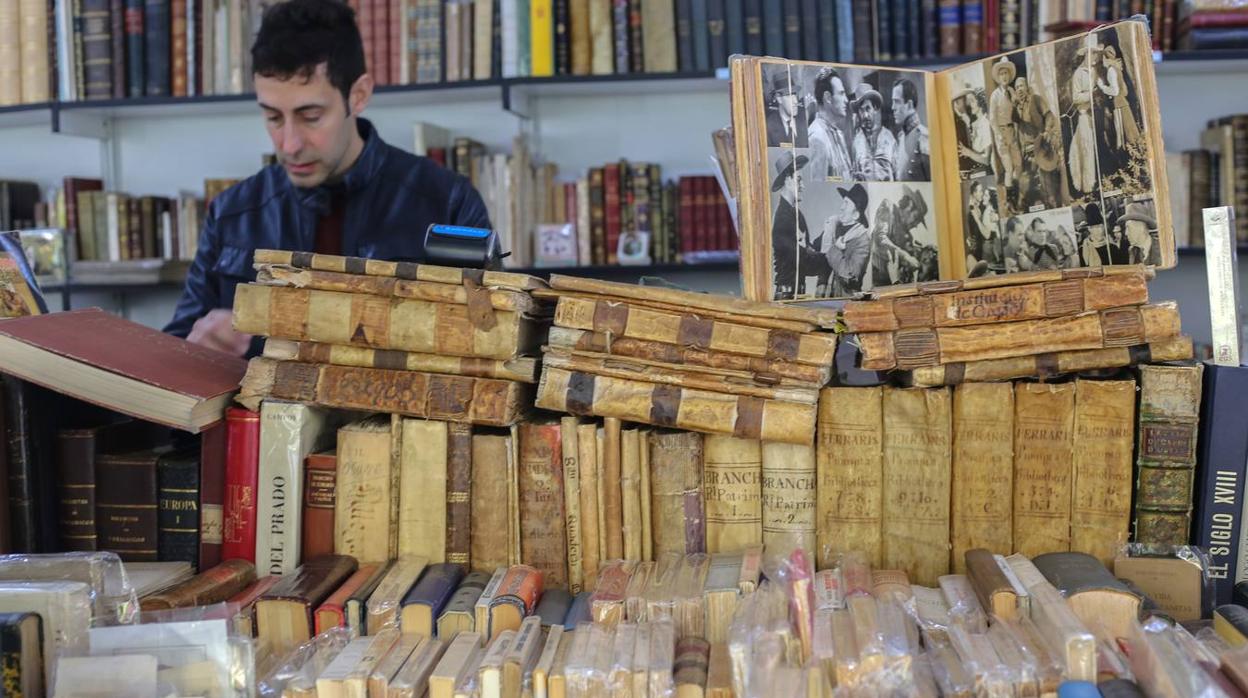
xmin=256 ymin=554 xmax=358 ymax=655
xmin=648 ymin=431 xmax=704 ymax=557
xmin=446 ymin=423 xmax=473 ymax=569
xmin=140 ymin=559 xmax=257 ymax=611
xmin=96 ymin=445 xmax=174 ymax=561
xmin=964 ymin=549 xmax=1020 ymax=622
xmin=301 ymin=451 xmax=337 ymax=563
xmin=518 ymin=421 xmax=569 ymax=589
xmin=228 ymin=576 xmax=281 ymax=637
xmin=314 ymin=563 xmax=381 ymax=634
xmin=171 ymin=0 xmax=187 ymax=96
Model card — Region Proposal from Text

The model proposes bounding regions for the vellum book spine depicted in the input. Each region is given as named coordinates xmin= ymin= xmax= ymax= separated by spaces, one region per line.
xmin=881 ymin=387 xmax=953 ymax=587
xmin=816 ymin=387 xmax=884 ymax=569
xmin=602 ymin=418 xmax=624 ymax=561
xmin=1134 ymin=365 xmax=1204 ymax=547
xmin=1070 ymin=379 xmax=1137 ymax=567
xmin=620 ymin=428 xmax=644 ymax=562
xmin=518 ymin=422 xmax=569 ymax=589
xmin=950 ymin=383 xmax=1014 ymax=574
xmin=761 ymin=442 xmax=817 ymax=554
xmin=577 ymin=422 xmax=602 ymax=587
xmin=702 ymin=435 xmax=763 ymax=554
xmin=472 ymin=433 xmax=513 ymax=574
xmin=561 ymin=417 xmax=585 ymax=594
xmin=262 ymin=339 xmax=540 ymax=383
xmin=649 ymin=431 xmax=705 ymax=556
xmin=254 ymin=264 xmax=536 ymax=312
xmin=1012 ymin=383 xmax=1076 ymax=558
xmin=335 ymin=418 xmax=395 ymax=564
xmin=399 ymin=419 xmax=448 ymax=563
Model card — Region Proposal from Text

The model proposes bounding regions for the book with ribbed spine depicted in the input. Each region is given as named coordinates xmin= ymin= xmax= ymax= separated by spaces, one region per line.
xmin=472 ymin=432 xmax=513 ymax=574
xmin=1133 ymin=364 xmax=1203 ymax=547
xmin=950 ymin=383 xmax=1014 ymax=574
xmin=518 ymin=421 xmax=569 ymax=589
xmin=702 ymin=435 xmax=762 ymax=554
xmin=649 ymin=431 xmax=704 ymax=557
xmin=97 ymin=445 xmax=171 ymax=561
xmin=816 ymin=387 xmax=883 ymax=569
xmin=438 ymin=571 xmax=490 ymax=637
xmin=256 ymin=401 xmax=335 ymax=576
xmin=446 ymin=422 xmax=473 ymax=569
xmin=560 ymin=417 xmax=585 ymax=594
xmin=400 ymin=563 xmax=465 ymax=637
xmin=577 ymin=422 xmax=602 ymax=587
xmin=157 ymin=449 xmax=201 ymax=568
xmin=761 ymin=442 xmax=817 ymax=554
xmin=620 ymin=427 xmax=644 ymax=562
xmin=599 ymin=418 xmax=624 ymax=561
xmin=881 ymin=387 xmax=952 ymax=587
xmin=254 ymin=265 xmax=543 ymax=314
xmin=399 ymin=419 xmax=448 ymax=563
xmin=81 ymin=0 xmax=113 ymax=98
xmin=335 ymin=416 xmax=395 ymax=565
xmin=1012 ymin=382 xmax=1075 ymax=559
xmin=141 ymin=559 xmax=256 ymax=611
xmin=1070 ymin=379 xmax=1136 ymax=567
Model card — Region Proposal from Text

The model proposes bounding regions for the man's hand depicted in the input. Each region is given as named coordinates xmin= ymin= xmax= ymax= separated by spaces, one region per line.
xmin=187 ymin=309 xmax=252 ymax=357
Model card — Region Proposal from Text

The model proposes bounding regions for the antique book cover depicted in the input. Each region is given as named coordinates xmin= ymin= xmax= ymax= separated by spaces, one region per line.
xmin=560 ymin=417 xmax=585 ymax=595
xmin=964 ymin=548 xmax=1022 ymax=621
xmin=97 ymin=446 xmax=172 ymax=562
xmin=251 ymin=249 xmax=546 ymax=291
xmin=302 ymin=451 xmax=337 ymax=563
xmin=841 ymin=269 xmax=1152 ymax=332
xmin=1013 ymin=382 xmax=1075 ymax=558
xmin=620 ymin=427 xmax=644 ymax=561
xmin=256 ymin=554 xmax=358 ymax=654
xmin=438 ymin=571 xmax=490 ymax=637
xmin=472 ymin=432 xmax=513 ymax=574
xmin=1113 ymin=554 xmax=1204 ymax=622
xmin=518 ymin=421 xmax=570 ymax=589
xmin=233 ymin=284 xmax=539 ymax=360
xmin=761 ymin=442 xmax=818 ymax=553
xmin=140 ymin=560 xmax=257 ymax=611
xmin=649 ymin=431 xmax=705 ymax=556
xmin=639 ymin=429 xmax=653 ymax=562
xmin=881 ymin=387 xmax=952 ymax=587
xmin=156 ymin=449 xmax=201 ymax=568
xmin=703 ymin=435 xmax=763 ymax=553
xmin=239 ymin=358 xmax=529 ymax=426
xmin=256 ymin=401 xmax=335 ymax=576
xmin=1133 ymin=364 xmax=1203 ymax=547
xmin=576 ymin=422 xmax=602 ymax=588
xmin=399 ymin=419 xmax=449 ymax=563
xmin=857 ymin=302 xmax=1182 ymax=371
xmin=950 ymin=383 xmax=1014 ymax=573
xmin=536 ymin=367 xmax=817 ymax=445
xmin=335 ymin=416 xmax=395 ymax=565
xmin=366 ymin=557 xmax=430 ymax=632
xmin=314 ymin=563 xmax=379 ymax=634
xmin=602 ymin=418 xmax=624 ymax=561
xmin=262 ymin=338 xmax=540 ymax=383
xmin=446 ymin=423 xmax=473 ymax=569
xmin=816 ymin=387 xmax=884 ymax=569
xmin=901 ymin=336 xmax=1193 ymax=387
xmin=1070 ymin=379 xmax=1136 ymax=567
xmin=1031 ymin=551 xmax=1141 ymax=642
xmin=730 ymin=20 xmax=1174 ymax=303
xmin=222 ymin=407 xmax=260 ymax=566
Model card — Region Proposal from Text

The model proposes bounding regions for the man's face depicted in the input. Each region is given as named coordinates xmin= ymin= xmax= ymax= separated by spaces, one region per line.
xmin=1013 ymin=78 xmax=1030 ymax=102
xmin=777 ymin=90 xmax=798 ymax=119
xmin=892 ymin=84 xmax=911 ymax=123
xmin=859 ymin=101 xmax=879 ymax=132
xmin=1126 ymin=219 xmax=1151 ymax=247
xmin=830 ymin=78 xmax=848 ymax=118
xmin=899 ymin=196 xmax=920 ymax=228
xmin=839 ymin=196 xmax=858 ymax=225
xmin=256 ymin=64 xmax=370 ymax=188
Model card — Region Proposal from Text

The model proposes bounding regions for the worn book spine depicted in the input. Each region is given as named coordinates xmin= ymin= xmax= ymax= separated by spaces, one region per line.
xmin=157 ymin=450 xmax=200 ymax=568
xmin=399 ymin=419 xmax=448 ymax=563
xmin=198 ymin=421 xmax=226 ymax=572
xmin=1070 ymin=380 xmax=1137 ymax=568
xmin=97 ymin=448 xmax=166 ymax=562
xmin=761 ymin=442 xmax=817 ymax=554
xmin=335 ymin=417 xmax=394 ymax=564
xmin=577 ymin=423 xmax=602 ymax=587
xmin=140 ymin=559 xmax=256 ymax=610
xmin=472 ymin=432 xmax=513 ymax=574
xmin=302 ymin=452 xmax=336 ymax=563
xmin=902 ymin=337 xmax=1195 ymax=388
xmin=649 ymin=431 xmax=705 ymax=557
xmin=254 ymin=265 xmax=537 ymax=313
xmin=143 ymin=0 xmax=169 ymax=94
xmin=570 ymin=0 xmax=590 ymax=73
xmin=55 ymin=429 xmax=99 ymax=552
xmin=82 ymin=0 xmax=113 ymax=98
xmin=536 ymin=367 xmax=816 ymax=445
xmin=258 ymin=554 xmax=358 ymax=654
xmin=602 ymin=418 xmax=624 ymax=560
xmin=446 ymin=423 xmax=473 ymax=569
xmin=263 ymin=339 xmax=541 ymax=384
xmin=256 ymin=402 xmax=332 ymax=576
xmin=703 ymin=435 xmax=762 ymax=554
xmin=1012 ymin=383 xmax=1076 ymax=559
xmin=239 ymin=358 xmax=527 ymax=427
xmin=222 ymin=407 xmax=259 ymax=564
xmin=950 ymin=383 xmax=1014 ymax=574
xmin=842 ymin=273 xmax=1152 ymax=333
xmin=620 ymin=427 xmax=644 ymax=561
xmin=858 ymin=303 xmax=1183 ymax=371
xmin=816 ymin=387 xmax=884 ymax=570
xmin=518 ymin=421 xmax=569 ymax=589
xmin=1133 ymin=365 xmax=1204 ymax=548
xmin=638 ymin=429 xmax=653 ymax=562
xmin=233 ymin=284 xmax=533 ymax=360
xmin=561 ymin=418 xmax=585 ymax=594
xmin=881 ymin=387 xmax=952 ymax=587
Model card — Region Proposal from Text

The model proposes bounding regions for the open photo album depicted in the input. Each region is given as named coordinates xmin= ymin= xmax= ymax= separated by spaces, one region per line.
xmin=730 ymin=19 xmax=1174 ymax=302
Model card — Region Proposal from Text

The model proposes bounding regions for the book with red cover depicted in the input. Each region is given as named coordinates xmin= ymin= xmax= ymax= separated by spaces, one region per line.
xmin=302 ymin=450 xmax=337 ymax=563
xmin=222 ymin=408 xmax=260 ymax=564
xmin=679 ymin=178 xmax=694 ymax=257
xmin=199 ymin=420 xmax=227 ymax=570
xmin=693 ymin=177 xmax=708 ymax=253
xmin=0 ymin=309 xmax=245 ymax=433
xmin=604 ymin=164 xmax=622 ymax=265
xmin=314 ymin=562 xmax=380 ymax=634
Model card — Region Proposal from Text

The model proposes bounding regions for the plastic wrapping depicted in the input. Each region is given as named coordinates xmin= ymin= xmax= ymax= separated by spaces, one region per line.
xmin=648 ymin=619 xmax=676 ymax=698
xmin=82 ymin=617 xmax=247 ymax=698
xmin=591 ymin=560 xmax=638 ymax=626
xmin=626 ymin=561 xmax=656 ymax=622
xmin=923 ymin=631 xmax=974 ymax=698
xmin=609 ymin=622 xmax=638 ymax=696
xmin=257 ymin=626 xmax=353 ymax=698
xmin=1003 ymin=554 xmax=1098 ymax=682
xmin=986 ymin=619 xmax=1039 ymax=696
xmin=948 ymin=624 xmax=1012 ymax=698
xmin=366 ymin=633 xmax=423 ymax=697
xmin=814 ymin=568 xmax=844 ymax=611
xmin=0 ymin=551 xmax=138 ymax=626
xmin=727 ymin=581 xmax=795 ymax=698
xmin=1 ymin=579 xmax=93 ymax=690
xmin=1003 ymin=616 xmax=1065 ymax=694
xmin=632 ymin=620 xmax=653 ymax=697
xmin=1125 ymin=616 xmax=1231 ymax=698
xmin=937 ymin=575 xmax=988 ymax=633
xmin=386 ymin=636 xmax=449 ymax=698
xmin=644 ymin=554 xmax=681 ymax=623
xmin=675 ymin=553 xmax=711 ymax=639
xmin=567 ymin=621 xmax=613 ymax=698
xmin=763 ymin=544 xmax=815 ymax=663
xmin=478 ymin=629 xmax=517 ymax=698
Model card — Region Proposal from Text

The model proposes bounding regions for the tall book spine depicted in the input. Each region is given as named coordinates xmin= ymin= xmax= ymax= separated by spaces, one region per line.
xmin=143 ymin=0 xmax=169 ymax=95
xmin=531 ymin=0 xmax=553 ymax=75
xmin=81 ymin=0 xmax=112 ymax=99
xmin=577 ymin=423 xmax=602 ymax=586
xmin=198 ymin=420 xmax=226 ymax=570
xmin=17 ymin=0 xmax=48 ymax=102
xmin=589 ymin=168 xmax=606 ymax=264
xmin=302 ymin=452 xmax=337 ymax=563
xmin=761 ymin=0 xmax=781 ymax=55
xmin=723 ymin=0 xmax=742 ymax=55
xmin=518 ymin=422 xmax=569 ymax=588
xmin=881 ymin=387 xmax=952 ymax=587
xmin=55 ymin=429 xmax=98 ymax=551
xmin=761 ymin=442 xmax=817 ymax=553
xmin=620 ymin=428 xmax=643 ymax=560
xmin=589 ymin=0 xmax=612 ymax=73
xmin=1194 ymin=364 xmax=1248 ymax=606
xmin=1012 ymin=383 xmax=1075 ymax=558
xmin=570 ymin=0 xmax=589 ymax=73
xmin=816 ymin=387 xmax=883 ymax=569
xmin=222 ymin=407 xmax=259 ymax=564
xmin=741 ymin=0 xmax=761 ymax=54
xmin=561 ymin=418 xmax=584 ymax=594
xmin=399 ymin=419 xmax=449 ymax=563
xmin=706 ymin=0 xmax=725 ymax=67
xmin=97 ymin=449 xmax=162 ymax=561
xmin=800 ymin=0 xmax=818 ymax=59
xmin=1070 ymin=379 xmax=1136 ymax=568
xmin=171 ymin=0 xmax=186 ymax=95
xmin=816 ymin=0 xmax=834 ymax=60
xmin=601 ymin=418 xmax=624 ymax=559
xmin=641 ymin=0 xmax=676 ymax=71
xmin=702 ymin=435 xmax=762 ymax=554
xmin=1133 ymin=365 xmax=1204 ymax=548
xmin=627 ymin=0 xmax=643 ymax=72
xmin=960 ymin=0 xmax=981 ymax=53
xmin=649 ymin=431 xmax=704 ymax=556
xmin=949 ymin=383 xmax=1014 ymax=574
xmin=876 ymin=0 xmax=892 ymax=59
xmin=604 ymin=164 xmax=622 ymax=266
xmin=851 ymin=0 xmax=870 ymax=60
xmin=472 ymin=432 xmax=513 ymax=574
xmin=612 ymin=0 xmax=629 ymax=72
xmin=335 ymin=417 xmax=394 ymax=564
xmin=157 ymin=450 xmax=200 ymax=568
xmin=124 ymin=0 xmax=143 ymax=96
xmin=390 ymin=0 xmax=403 ymax=83
xmin=474 ymin=0 xmax=494 ymax=79
xmin=688 ymin=0 xmax=708 ymax=69
xmin=554 ymin=0 xmax=570 ymax=73
xmin=446 ymin=423 xmax=473 ymax=569
xmin=256 ymin=402 xmax=332 ymax=576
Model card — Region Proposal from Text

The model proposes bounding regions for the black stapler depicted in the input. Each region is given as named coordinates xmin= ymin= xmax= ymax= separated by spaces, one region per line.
xmin=422 ymin=223 xmax=508 ymax=270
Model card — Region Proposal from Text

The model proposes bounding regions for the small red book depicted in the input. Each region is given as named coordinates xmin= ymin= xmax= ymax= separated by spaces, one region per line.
xmin=314 ymin=563 xmax=380 ymax=634
xmin=302 ymin=450 xmax=337 ymax=563
xmin=222 ymin=408 xmax=260 ymax=564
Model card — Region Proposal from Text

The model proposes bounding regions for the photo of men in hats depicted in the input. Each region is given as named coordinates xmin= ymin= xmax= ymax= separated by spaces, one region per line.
xmin=851 ymin=82 xmax=896 ymax=181
xmin=1012 ymin=70 xmax=1069 ymax=213
xmin=769 ymin=150 xmax=813 ymax=299
xmin=826 ymin=183 xmax=872 ymax=296
xmin=1092 ymin=27 xmax=1151 ymax=194
xmin=1000 ymin=207 xmax=1080 ymax=272
xmin=892 ymin=78 xmax=930 ymax=181
xmin=807 ymin=66 xmax=854 ymax=181
xmin=764 ymin=65 xmax=808 ymax=149
xmin=988 ymin=56 xmax=1023 ymax=199
xmin=1102 ymin=196 xmax=1160 ymax=266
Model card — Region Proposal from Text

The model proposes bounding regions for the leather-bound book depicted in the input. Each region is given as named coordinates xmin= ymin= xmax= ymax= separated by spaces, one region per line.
xmin=1195 ymin=364 xmax=1248 ymax=607
xmin=439 ymin=570 xmax=490 ymax=637
xmin=816 ymin=387 xmax=883 ymax=569
xmin=446 ymin=423 xmax=473 ymax=569
xmin=1032 ymin=552 xmax=1141 ymax=643
xmin=109 ymin=0 xmax=125 ymax=98
xmin=702 ymin=435 xmax=762 ymax=554
xmin=1012 ymin=383 xmax=1075 ymax=558
xmin=1214 ymin=604 xmax=1248 ymax=647
xmin=366 ymin=557 xmax=429 ymax=632
xmin=649 ymin=431 xmax=704 ymax=557
xmin=256 ymin=554 xmax=358 ymax=655
xmin=198 ymin=421 xmax=227 ymax=571
xmin=641 ymin=0 xmax=676 ymax=71
xmin=222 ymin=407 xmax=259 ymax=564
xmin=488 ymin=565 xmax=544 ymax=640
xmin=570 ymin=0 xmax=590 ymax=73
xmin=1070 ymin=379 xmax=1136 ymax=567
xmin=398 ymin=419 xmax=448 ymax=563
xmin=519 ymin=420 xmax=569 ymax=588
xmin=97 ymin=445 xmax=173 ymax=561
xmin=157 ymin=448 xmax=201 ymax=567
xmin=881 ymin=387 xmax=952 ymax=587
xmin=964 ymin=549 xmax=1022 ymax=621
xmin=301 ymin=449 xmax=336 ymax=562
xmin=140 ymin=559 xmax=256 ymax=611
xmin=472 ymin=431 xmax=513 ymax=574
xmin=123 ymin=0 xmax=144 ymax=97
xmin=143 ymin=0 xmax=170 ymax=95
xmin=335 ymin=416 xmax=395 ymax=565
xmin=4 ymin=378 xmax=59 ymax=554
xmin=81 ymin=0 xmax=113 ymax=99
xmin=346 ymin=562 xmax=393 ymax=636
xmin=400 ymin=562 xmax=465 ymax=637
xmin=261 ymin=339 xmax=539 ymax=384
xmin=560 ymin=417 xmax=584 ymax=594
xmin=314 ymin=563 xmax=379 ymax=634
xmin=950 ymin=383 xmax=1014 ymax=573
xmin=0 ymin=612 xmax=42 ymax=697
xmin=170 ymin=0 xmax=186 ymax=95
xmin=1133 ymin=364 xmax=1204 ymax=547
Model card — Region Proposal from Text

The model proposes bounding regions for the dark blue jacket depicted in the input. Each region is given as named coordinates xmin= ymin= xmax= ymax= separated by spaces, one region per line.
xmin=163 ymin=118 xmax=491 ymax=345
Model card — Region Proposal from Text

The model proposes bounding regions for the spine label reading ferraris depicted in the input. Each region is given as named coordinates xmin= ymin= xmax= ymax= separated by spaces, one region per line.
xmin=816 ymin=387 xmax=883 ymax=569
xmin=950 ymin=383 xmax=1014 ymax=573
xmin=881 ymin=387 xmax=952 ymax=587
xmin=1070 ymin=379 xmax=1136 ymax=567
xmin=1012 ymin=383 xmax=1075 ymax=558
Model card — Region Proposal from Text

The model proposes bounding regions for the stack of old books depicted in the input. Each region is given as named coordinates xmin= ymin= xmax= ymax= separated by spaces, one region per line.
xmin=531 ymin=275 xmax=839 ymax=445
xmin=840 ymin=266 xmax=1193 ymax=387
xmin=234 ymin=250 xmax=549 ymax=426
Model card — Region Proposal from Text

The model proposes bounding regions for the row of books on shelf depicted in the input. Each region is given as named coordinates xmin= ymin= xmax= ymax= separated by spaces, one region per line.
xmin=1169 ymin=112 xmax=1248 ymax=247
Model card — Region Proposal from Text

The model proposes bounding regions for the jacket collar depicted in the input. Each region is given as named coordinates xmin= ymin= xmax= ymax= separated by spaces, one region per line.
xmin=293 ymin=117 xmax=387 ymax=214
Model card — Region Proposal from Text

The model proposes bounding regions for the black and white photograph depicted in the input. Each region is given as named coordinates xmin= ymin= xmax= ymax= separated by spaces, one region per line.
xmin=1054 ymin=34 xmax=1103 ymax=209
xmin=999 ymin=207 xmax=1080 ymax=272
xmin=1070 ymin=201 xmax=1130 ymax=266
xmin=1091 ymin=26 xmax=1152 ymax=197
xmin=1101 ymin=194 xmax=1162 ymax=266
xmin=767 ymin=147 xmax=816 ymax=300
xmin=948 ymin=63 xmax=994 ymax=180
xmin=761 ymin=63 xmax=809 ymax=149
xmin=962 ymin=175 xmax=1005 ymax=276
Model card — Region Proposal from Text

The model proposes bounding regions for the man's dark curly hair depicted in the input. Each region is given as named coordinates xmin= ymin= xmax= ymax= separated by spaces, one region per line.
xmin=251 ymin=0 xmax=366 ymax=105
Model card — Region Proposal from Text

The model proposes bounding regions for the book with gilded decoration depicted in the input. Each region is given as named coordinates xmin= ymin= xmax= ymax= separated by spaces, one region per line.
xmin=1132 ymin=364 xmax=1204 ymax=547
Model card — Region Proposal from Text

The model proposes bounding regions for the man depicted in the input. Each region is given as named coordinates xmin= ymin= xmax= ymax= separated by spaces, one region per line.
xmin=164 ymin=0 xmax=490 ymax=356
xmin=1011 ymin=76 xmax=1064 ymax=210
xmin=891 ymin=79 xmax=929 ymax=181
xmin=1120 ymin=201 xmax=1161 ymax=266
xmin=807 ymin=67 xmax=853 ymax=181
xmin=850 ymin=83 xmax=895 ymax=181
xmin=825 ymin=183 xmax=872 ymax=297
xmin=989 ymin=58 xmax=1021 ymax=196
xmin=770 ymin=152 xmax=810 ymax=299
xmin=765 ymin=71 xmax=808 ymax=148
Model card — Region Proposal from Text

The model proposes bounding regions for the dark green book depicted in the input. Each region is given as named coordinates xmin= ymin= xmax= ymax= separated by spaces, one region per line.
xmin=157 ymin=449 xmax=201 ymax=568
